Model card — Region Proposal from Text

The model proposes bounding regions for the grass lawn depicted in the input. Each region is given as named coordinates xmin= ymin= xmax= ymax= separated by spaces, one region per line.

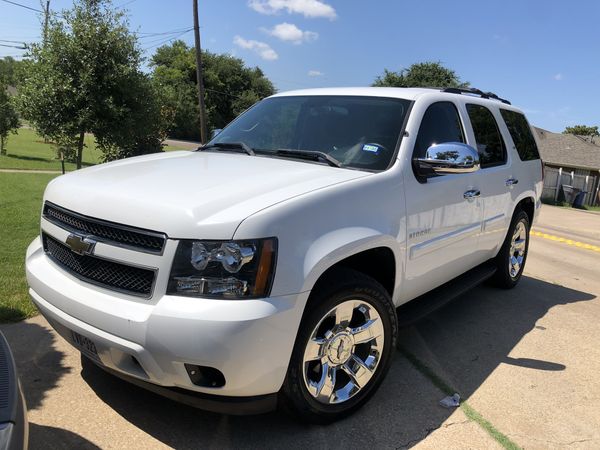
xmin=0 ymin=128 xmax=101 ymax=171
xmin=541 ymin=198 xmax=600 ymax=213
xmin=0 ymin=173 xmax=58 ymax=322
xmin=0 ymin=128 xmax=192 ymax=171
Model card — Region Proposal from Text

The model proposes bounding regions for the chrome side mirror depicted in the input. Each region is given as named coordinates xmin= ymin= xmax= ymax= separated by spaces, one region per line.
xmin=415 ymin=142 xmax=480 ymax=175
xmin=210 ymin=128 xmax=223 ymax=139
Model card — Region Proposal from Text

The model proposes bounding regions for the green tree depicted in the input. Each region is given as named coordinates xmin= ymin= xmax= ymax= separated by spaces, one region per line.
xmin=0 ymin=83 xmax=19 ymax=155
xmin=563 ymin=125 xmax=599 ymax=142
xmin=373 ymin=61 xmax=468 ymax=88
xmin=0 ymin=57 xmax=17 ymax=85
xmin=0 ymin=57 xmax=30 ymax=87
xmin=151 ymin=40 xmax=275 ymax=141
xmin=19 ymin=0 xmax=166 ymax=168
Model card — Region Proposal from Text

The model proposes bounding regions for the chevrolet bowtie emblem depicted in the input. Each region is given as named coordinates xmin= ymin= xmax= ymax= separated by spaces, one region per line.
xmin=65 ymin=234 xmax=97 ymax=256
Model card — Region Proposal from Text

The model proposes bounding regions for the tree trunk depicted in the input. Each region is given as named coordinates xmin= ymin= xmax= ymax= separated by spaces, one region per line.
xmin=0 ymin=136 xmax=5 ymax=155
xmin=76 ymin=130 xmax=85 ymax=169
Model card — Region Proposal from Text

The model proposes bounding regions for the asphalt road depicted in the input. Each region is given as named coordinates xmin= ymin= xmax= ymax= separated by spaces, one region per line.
xmin=1 ymin=205 xmax=599 ymax=449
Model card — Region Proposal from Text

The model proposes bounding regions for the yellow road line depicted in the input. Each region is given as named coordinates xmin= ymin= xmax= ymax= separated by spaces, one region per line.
xmin=530 ymin=230 xmax=600 ymax=253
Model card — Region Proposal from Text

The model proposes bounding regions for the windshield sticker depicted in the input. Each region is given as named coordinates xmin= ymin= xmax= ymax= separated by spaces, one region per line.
xmin=362 ymin=144 xmax=379 ymax=153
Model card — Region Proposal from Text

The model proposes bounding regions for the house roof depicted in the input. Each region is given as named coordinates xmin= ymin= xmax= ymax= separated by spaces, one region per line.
xmin=534 ymin=127 xmax=600 ymax=172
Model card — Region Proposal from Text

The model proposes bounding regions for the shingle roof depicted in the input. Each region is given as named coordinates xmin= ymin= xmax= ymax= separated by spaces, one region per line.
xmin=534 ymin=127 xmax=600 ymax=171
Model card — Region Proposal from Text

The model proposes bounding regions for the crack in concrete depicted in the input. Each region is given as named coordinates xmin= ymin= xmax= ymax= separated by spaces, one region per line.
xmin=396 ymin=420 xmax=471 ymax=449
xmin=510 ymin=433 xmax=599 ymax=447
xmin=396 ymin=427 xmax=437 ymax=450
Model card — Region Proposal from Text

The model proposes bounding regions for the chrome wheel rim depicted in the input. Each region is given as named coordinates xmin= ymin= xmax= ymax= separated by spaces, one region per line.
xmin=509 ymin=221 xmax=527 ymax=278
xmin=302 ymin=300 xmax=384 ymax=405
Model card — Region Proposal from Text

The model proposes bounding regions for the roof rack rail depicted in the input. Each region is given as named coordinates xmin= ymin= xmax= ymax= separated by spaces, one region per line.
xmin=441 ymin=87 xmax=511 ymax=105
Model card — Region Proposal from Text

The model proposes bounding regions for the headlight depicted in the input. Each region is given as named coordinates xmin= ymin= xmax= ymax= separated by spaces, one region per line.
xmin=167 ymin=238 xmax=277 ymax=299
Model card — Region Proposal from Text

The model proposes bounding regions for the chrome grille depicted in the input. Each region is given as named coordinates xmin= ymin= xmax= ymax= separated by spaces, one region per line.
xmin=43 ymin=202 xmax=166 ymax=254
xmin=43 ymin=234 xmax=156 ymax=298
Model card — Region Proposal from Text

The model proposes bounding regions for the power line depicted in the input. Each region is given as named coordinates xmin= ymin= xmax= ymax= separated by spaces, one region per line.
xmin=0 ymin=39 xmax=27 ymax=44
xmin=142 ymin=29 xmax=192 ymax=52
xmin=115 ymin=0 xmax=135 ymax=8
xmin=140 ymin=35 xmax=184 ymax=46
xmin=205 ymin=88 xmax=241 ymax=99
xmin=0 ymin=43 xmax=26 ymax=49
xmin=0 ymin=0 xmax=43 ymax=13
xmin=136 ymin=27 xmax=193 ymax=38
xmin=137 ymin=29 xmax=193 ymax=45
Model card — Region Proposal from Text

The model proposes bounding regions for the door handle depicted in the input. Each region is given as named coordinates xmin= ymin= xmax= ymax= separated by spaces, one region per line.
xmin=505 ymin=178 xmax=519 ymax=187
xmin=463 ymin=189 xmax=481 ymax=200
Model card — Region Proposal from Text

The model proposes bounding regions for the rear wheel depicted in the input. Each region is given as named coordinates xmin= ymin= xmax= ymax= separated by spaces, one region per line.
xmin=281 ymin=268 xmax=397 ymax=423
xmin=491 ymin=209 xmax=530 ymax=288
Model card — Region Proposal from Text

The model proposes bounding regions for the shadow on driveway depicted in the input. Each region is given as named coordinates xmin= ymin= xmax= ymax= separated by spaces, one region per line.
xmin=0 ymin=321 xmax=101 ymax=448
xmin=74 ymin=275 xmax=594 ymax=448
xmin=0 ymin=321 xmax=70 ymax=411
xmin=28 ymin=423 xmax=101 ymax=450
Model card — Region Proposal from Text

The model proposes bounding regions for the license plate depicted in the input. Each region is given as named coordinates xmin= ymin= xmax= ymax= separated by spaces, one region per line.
xmin=70 ymin=330 xmax=99 ymax=359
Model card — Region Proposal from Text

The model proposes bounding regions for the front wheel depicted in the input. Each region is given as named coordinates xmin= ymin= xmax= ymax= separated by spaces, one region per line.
xmin=281 ymin=268 xmax=397 ymax=423
xmin=490 ymin=209 xmax=530 ymax=289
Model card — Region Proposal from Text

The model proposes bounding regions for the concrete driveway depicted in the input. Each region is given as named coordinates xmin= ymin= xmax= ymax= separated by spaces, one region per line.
xmin=1 ymin=204 xmax=599 ymax=449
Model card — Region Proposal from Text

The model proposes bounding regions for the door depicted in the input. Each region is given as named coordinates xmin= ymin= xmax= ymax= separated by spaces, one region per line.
xmin=463 ymin=103 xmax=513 ymax=256
xmin=401 ymin=101 xmax=483 ymax=303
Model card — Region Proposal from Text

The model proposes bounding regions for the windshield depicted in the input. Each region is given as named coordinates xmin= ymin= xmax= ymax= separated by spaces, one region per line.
xmin=209 ymin=95 xmax=411 ymax=171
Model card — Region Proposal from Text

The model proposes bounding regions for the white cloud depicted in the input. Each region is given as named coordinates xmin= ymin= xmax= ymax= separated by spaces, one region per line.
xmin=233 ymin=36 xmax=278 ymax=61
xmin=262 ymin=22 xmax=318 ymax=44
xmin=553 ymin=73 xmax=564 ymax=81
xmin=307 ymin=70 xmax=323 ymax=76
xmin=248 ymin=0 xmax=337 ymax=19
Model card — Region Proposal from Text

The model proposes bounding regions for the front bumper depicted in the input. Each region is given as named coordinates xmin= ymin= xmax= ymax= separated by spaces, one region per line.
xmin=83 ymin=356 xmax=277 ymax=415
xmin=26 ymin=237 xmax=309 ymax=403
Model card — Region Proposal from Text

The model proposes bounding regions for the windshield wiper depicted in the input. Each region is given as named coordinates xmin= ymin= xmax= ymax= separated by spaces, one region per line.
xmin=273 ymin=149 xmax=343 ymax=168
xmin=199 ymin=142 xmax=255 ymax=156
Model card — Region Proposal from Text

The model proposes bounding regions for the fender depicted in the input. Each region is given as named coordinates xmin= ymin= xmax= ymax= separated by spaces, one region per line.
xmin=301 ymin=228 xmax=403 ymax=304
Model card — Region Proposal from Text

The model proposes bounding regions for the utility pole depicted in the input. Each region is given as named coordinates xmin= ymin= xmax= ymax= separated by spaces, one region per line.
xmin=43 ymin=1 xmax=50 ymax=42
xmin=192 ymin=0 xmax=208 ymax=144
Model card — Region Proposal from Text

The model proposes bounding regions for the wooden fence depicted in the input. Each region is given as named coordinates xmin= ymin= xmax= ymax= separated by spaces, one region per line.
xmin=541 ymin=167 xmax=600 ymax=206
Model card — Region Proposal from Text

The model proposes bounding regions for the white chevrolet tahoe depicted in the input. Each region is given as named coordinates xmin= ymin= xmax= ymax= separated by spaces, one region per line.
xmin=26 ymin=87 xmax=543 ymax=423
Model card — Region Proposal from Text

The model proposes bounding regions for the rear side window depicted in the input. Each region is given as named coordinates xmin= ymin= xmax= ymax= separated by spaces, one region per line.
xmin=413 ymin=102 xmax=464 ymax=158
xmin=466 ymin=104 xmax=506 ymax=168
xmin=500 ymin=109 xmax=540 ymax=161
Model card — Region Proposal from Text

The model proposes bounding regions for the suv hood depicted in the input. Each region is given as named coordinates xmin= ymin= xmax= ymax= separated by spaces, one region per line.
xmin=44 ymin=151 xmax=368 ymax=239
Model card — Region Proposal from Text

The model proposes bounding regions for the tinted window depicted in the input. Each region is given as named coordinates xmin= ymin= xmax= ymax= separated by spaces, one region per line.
xmin=413 ymin=102 xmax=464 ymax=159
xmin=500 ymin=109 xmax=540 ymax=161
xmin=466 ymin=104 xmax=506 ymax=167
xmin=211 ymin=96 xmax=411 ymax=171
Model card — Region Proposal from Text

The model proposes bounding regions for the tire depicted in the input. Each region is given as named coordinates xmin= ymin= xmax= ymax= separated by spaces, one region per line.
xmin=280 ymin=268 xmax=398 ymax=424
xmin=490 ymin=209 xmax=530 ymax=289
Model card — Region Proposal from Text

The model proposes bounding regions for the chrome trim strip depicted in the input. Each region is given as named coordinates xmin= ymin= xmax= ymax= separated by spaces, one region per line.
xmin=410 ymin=223 xmax=480 ymax=260
xmin=41 ymin=218 xmax=164 ymax=267
xmin=483 ymin=213 xmax=505 ymax=231
xmin=43 ymin=201 xmax=167 ymax=255
xmin=42 ymin=233 xmax=158 ymax=299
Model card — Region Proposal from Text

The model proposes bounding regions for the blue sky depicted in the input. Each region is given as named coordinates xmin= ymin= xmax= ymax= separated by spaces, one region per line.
xmin=1 ymin=0 xmax=599 ymax=132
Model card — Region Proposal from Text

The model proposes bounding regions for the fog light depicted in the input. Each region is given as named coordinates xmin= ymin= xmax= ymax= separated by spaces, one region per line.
xmin=185 ymin=364 xmax=225 ymax=387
